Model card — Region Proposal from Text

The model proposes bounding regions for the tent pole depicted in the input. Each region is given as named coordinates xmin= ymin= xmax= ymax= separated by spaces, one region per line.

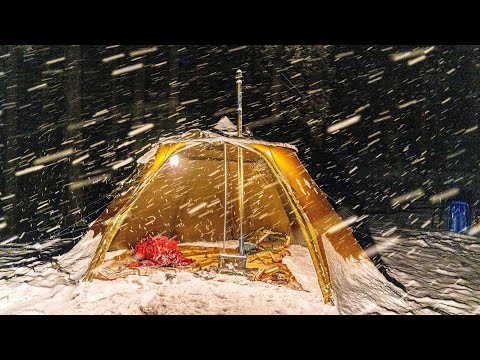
xmin=236 ymin=70 xmax=244 ymax=255
xmin=238 ymin=147 xmax=244 ymax=255
xmin=223 ymin=141 xmax=228 ymax=253
xmin=236 ymin=70 xmax=243 ymax=138
xmin=218 ymin=70 xmax=247 ymax=270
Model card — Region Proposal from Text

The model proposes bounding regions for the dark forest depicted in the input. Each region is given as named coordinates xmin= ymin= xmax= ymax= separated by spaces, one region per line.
xmin=1 ymin=45 xmax=478 ymax=244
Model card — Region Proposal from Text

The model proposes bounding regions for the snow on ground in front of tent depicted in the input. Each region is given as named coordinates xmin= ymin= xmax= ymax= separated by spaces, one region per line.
xmin=0 ymin=238 xmax=337 ymax=315
xmin=1 ymin=227 xmax=480 ymax=314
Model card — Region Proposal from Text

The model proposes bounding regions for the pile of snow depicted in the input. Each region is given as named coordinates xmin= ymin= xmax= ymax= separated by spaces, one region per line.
xmin=323 ymin=237 xmax=412 ymax=314
xmin=137 ymin=144 xmax=159 ymax=165
xmin=0 ymin=237 xmax=337 ymax=315
xmin=1 ymin=226 xmax=480 ymax=314
xmin=371 ymin=227 xmax=480 ymax=314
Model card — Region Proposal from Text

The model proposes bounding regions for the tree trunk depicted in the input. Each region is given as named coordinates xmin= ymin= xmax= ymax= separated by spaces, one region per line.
xmin=133 ymin=65 xmax=145 ymax=125
xmin=63 ymin=45 xmax=84 ymax=227
xmin=168 ymin=45 xmax=179 ymax=118
xmin=2 ymin=45 xmax=21 ymax=234
xmin=271 ymin=56 xmax=282 ymax=120
xmin=111 ymin=76 xmax=121 ymax=136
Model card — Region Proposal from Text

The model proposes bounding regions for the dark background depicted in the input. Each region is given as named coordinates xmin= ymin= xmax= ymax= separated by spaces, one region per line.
xmin=0 ymin=45 xmax=478 ymax=243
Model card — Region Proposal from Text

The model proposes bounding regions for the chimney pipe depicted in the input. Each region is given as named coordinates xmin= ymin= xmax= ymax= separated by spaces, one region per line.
xmin=236 ymin=69 xmax=243 ymax=138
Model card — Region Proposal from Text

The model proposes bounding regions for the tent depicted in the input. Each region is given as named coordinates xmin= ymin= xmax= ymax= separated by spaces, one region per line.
xmin=82 ymin=120 xmax=371 ymax=304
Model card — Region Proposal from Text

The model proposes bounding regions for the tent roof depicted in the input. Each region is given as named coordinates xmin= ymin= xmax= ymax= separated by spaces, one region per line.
xmin=150 ymin=116 xmax=297 ymax=151
xmin=82 ymin=124 xmax=372 ymax=305
xmin=154 ymin=128 xmax=298 ymax=152
xmin=136 ymin=117 xmax=297 ymax=167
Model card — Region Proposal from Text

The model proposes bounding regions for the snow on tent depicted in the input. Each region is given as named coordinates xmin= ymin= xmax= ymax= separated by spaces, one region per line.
xmin=65 ymin=71 xmax=402 ymax=307
xmin=71 ymin=125 xmax=380 ymax=304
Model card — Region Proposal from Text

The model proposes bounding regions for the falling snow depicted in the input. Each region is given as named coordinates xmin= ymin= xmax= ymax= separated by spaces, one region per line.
xmin=1 ymin=45 xmax=480 ymax=314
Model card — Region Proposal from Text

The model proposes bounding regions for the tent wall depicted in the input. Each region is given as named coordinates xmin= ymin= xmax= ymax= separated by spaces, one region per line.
xmin=84 ymin=143 xmax=184 ymax=278
xmin=108 ymin=143 xmax=304 ymax=251
xmin=263 ymin=146 xmax=368 ymax=261
xmin=84 ymin=139 xmax=367 ymax=305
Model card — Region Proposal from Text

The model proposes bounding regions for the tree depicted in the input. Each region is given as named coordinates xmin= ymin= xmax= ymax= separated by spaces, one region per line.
xmin=63 ymin=45 xmax=84 ymax=228
xmin=2 ymin=45 xmax=22 ymax=235
xmin=168 ymin=45 xmax=179 ymax=119
xmin=133 ymin=62 xmax=145 ymax=125
xmin=255 ymin=45 xmax=333 ymax=166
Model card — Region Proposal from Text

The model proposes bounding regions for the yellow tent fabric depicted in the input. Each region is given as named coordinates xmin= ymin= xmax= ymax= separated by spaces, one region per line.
xmin=83 ymin=130 xmax=369 ymax=304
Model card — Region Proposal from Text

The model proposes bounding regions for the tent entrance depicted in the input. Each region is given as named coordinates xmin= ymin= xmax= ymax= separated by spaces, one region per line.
xmin=83 ymin=140 xmax=338 ymax=303
xmin=106 ymin=142 xmax=309 ymax=252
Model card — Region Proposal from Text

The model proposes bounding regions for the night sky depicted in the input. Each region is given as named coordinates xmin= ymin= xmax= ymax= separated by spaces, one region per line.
xmin=324 ymin=46 xmax=479 ymax=224
xmin=0 ymin=45 xmax=478 ymax=243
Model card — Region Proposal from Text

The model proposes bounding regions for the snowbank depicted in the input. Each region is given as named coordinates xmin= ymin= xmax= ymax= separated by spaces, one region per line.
xmin=371 ymin=228 xmax=480 ymax=314
xmin=0 ymin=241 xmax=337 ymax=315
xmin=1 ymin=227 xmax=479 ymax=314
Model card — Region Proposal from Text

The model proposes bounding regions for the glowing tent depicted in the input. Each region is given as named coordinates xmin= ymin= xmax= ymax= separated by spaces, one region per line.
xmin=80 ymin=70 xmax=374 ymax=304
xmin=82 ymin=125 xmax=375 ymax=303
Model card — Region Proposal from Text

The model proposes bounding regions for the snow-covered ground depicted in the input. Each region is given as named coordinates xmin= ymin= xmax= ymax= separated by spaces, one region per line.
xmin=0 ymin=227 xmax=479 ymax=314
xmin=0 ymin=240 xmax=336 ymax=315
xmin=371 ymin=227 xmax=480 ymax=314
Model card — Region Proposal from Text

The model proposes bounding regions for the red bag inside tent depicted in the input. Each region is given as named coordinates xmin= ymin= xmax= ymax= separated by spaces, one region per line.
xmin=128 ymin=236 xmax=193 ymax=268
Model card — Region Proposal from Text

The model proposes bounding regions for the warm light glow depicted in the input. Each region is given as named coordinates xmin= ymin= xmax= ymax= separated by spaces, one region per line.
xmin=169 ymin=155 xmax=179 ymax=167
